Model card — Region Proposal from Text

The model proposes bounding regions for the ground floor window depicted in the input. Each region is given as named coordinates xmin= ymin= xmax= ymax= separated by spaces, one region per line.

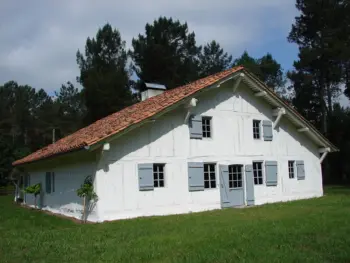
xmin=153 ymin=164 xmax=165 ymax=188
xmin=45 ymin=172 xmax=55 ymax=193
xmin=288 ymin=161 xmax=295 ymax=179
xmin=204 ymin=163 xmax=216 ymax=189
xmin=253 ymin=162 xmax=263 ymax=185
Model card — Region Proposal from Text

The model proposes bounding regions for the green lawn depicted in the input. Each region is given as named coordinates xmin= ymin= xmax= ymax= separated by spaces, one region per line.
xmin=1 ymin=187 xmax=350 ymax=263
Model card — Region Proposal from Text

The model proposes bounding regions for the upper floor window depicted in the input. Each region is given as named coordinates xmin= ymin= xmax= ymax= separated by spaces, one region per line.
xmin=253 ymin=162 xmax=263 ymax=185
xmin=288 ymin=161 xmax=295 ymax=179
xmin=153 ymin=164 xmax=165 ymax=188
xmin=204 ymin=163 xmax=216 ymax=189
xmin=202 ymin=117 xmax=212 ymax=138
xmin=253 ymin=120 xmax=261 ymax=139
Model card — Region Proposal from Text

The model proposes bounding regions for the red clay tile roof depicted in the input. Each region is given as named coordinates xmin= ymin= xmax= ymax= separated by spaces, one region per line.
xmin=13 ymin=66 xmax=244 ymax=166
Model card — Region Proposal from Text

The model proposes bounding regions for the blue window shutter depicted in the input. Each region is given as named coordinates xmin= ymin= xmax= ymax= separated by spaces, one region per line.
xmin=188 ymin=162 xmax=204 ymax=191
xmin=263 ymin=120 xmax=273 ymax=141
xmin=24 ymin=175 xmax=30 ymax=187
xmin=265 ymin=161 xmax=278 ymax=186
xmin=189 ymin=115 xmax=203 ymax=139
xmin=219 ymin=165 xmax=230 ymax=206
xmin=138 ymin=164 xmax=154 ymax=191
xmin=296 ymin=161 xmax=305 ymax=180
xmin=46 ymin=172 xmax=51 ymax=193
xmin=245 ymin=165 xmax=255 ymax=205
xmin=52 ymin=172 xmax=55 ymax=192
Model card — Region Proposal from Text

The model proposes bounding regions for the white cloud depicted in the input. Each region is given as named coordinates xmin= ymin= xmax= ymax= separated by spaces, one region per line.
xmin=0 ymin=0 xmax=297 ymax=94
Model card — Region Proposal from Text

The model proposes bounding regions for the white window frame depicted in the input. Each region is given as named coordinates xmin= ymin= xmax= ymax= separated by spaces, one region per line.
xmin=204 ymin=163 xmax=216 ymax=189
xmin=153 ymin=164 xmax=165 ymax=188
xmin=253 ymin=161 xmax=264 ymax=185
xmin=288 ymin=161 xmax=295 ymax=179
xmin=202 ymin=116 xmax=212 ymax=139
xmin=253 ymin=120 xmax=261 ymax=140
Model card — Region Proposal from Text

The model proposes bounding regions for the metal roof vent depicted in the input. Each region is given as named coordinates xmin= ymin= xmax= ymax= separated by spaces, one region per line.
xmin=141 ymin=82 xmax=166 ymax=101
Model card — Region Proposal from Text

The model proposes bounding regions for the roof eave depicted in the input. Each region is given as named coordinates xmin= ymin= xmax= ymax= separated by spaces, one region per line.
xmin=242 ymin=70 xmax=339 ymax=152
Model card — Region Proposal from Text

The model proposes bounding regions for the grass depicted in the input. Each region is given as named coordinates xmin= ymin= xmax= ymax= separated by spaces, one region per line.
xmin=1 ymin=187 xmax=350 ymax=263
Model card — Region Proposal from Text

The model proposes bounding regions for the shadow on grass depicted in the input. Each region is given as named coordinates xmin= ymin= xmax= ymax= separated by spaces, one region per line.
xmin=324 ymin=185 xmax=350 ymax=195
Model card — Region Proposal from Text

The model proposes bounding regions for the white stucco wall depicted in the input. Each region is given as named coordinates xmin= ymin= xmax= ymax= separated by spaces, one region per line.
xmin=23 ymin=152 xmax=99 ymax=221
xmin=95 ymin=82 xmax=323 ymax=221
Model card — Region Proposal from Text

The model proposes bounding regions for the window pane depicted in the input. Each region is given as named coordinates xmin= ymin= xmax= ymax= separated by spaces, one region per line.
xmin=154 ymin=173 xmax=158 ymax=180
xmin=204 ymin=172 xmax=209 ymax=180
xmin=154 ymin=181 xmax=158 ymax=187
xmin=204 ymin=165 xmax=208 ymax=172
xmin=229 ymin=181 xmax=233 ymax=188
xmin=205 ymin=181 xmax=210 ymax=189
xmin=159 ymin=173 xmax=164 ymax=180
xmin=210 ymin=181 xmax=216 ymax=188
xmin=210 ymin=172 xmax=215 ymax=180
xmin=159 ymin=180 xmax=164 ymax=187
xmin=210 ymin=165 xmax=215 ymax=172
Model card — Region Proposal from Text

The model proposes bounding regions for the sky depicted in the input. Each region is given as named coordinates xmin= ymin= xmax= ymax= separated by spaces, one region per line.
xmin=0 ymin=0 xmax=347 ymax=105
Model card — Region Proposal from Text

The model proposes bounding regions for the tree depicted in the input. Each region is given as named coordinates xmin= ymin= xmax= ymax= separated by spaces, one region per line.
xmin=25 ymin=183 xmax=41 ymax=208
xmin=0 ymin=135 xmax=15 ymax=183
xmin=198 ymin=40 xmax=232 ymax=78
xmin=77 ymin=24 xmax=133 ymax=124
xmin=76 ymin=176 xmax=98 ymax=223
xmin=233 ymin=51 xmax=286 ymax=94
xmin=130 ymin=17 xmax=201 ymax=91
xmin=288 ymin=0 xmax=345 ymax=135
xmin=327 ymin=104 xmax=350 ymax=184
xmin=55 ymin=82 xmax=86 ymax=136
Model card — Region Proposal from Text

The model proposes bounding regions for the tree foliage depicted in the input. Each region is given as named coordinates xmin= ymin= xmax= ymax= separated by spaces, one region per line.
xmin=130 ymin=17 xmax=201 ymax=90
xmin=233 ymin=51 xmax=286 ymax=94
xmin=25 ymin=183 xmax=41 ymax=208
xmin=198 ymin=40 xmax=232 ymax=78
xmin=288 ymin=0 xmax=350 ymax=183
xmin=77 ymin=24 xmax=134 ymax=124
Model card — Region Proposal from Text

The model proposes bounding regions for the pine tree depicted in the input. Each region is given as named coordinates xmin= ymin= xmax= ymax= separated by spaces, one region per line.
xmin=233 ymin=51 xmax=286 ymax=94
xmin=130 ymin=17 xmax=201 ymax=90
xmin=198 ymin=40 xmax=232 ymax=78
xmin=77 ymin=24 xmax=133 ymax=124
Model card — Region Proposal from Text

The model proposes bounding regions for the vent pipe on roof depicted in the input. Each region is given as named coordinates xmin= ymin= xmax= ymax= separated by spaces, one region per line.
xmin=141 ymin=83 xmax=166 ymax=101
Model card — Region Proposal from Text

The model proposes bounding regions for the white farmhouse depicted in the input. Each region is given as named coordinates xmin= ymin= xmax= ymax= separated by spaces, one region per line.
xmin=13 ymin=67 xmax=338 ymax=222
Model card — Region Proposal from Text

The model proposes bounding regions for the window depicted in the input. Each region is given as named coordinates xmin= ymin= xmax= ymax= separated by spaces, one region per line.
xmin=229 ymin=165 xmax=243 ymax=188
xmin=204 ymin=163 xmax=216 ymax=189
xmin=253 ymin=162 xmax=263 ymax=185
xmin=153 ymin=164 xmax=165 ymax=188
xmin=202 ymin=117 xmax=212 ymax=138
xmin=45 ymin=172 xmax=55 ymax=193
xmin=288 ymin=161 xmax=295 ymax=179
xmin=253 ymin=120 xmax=261 ymax=139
